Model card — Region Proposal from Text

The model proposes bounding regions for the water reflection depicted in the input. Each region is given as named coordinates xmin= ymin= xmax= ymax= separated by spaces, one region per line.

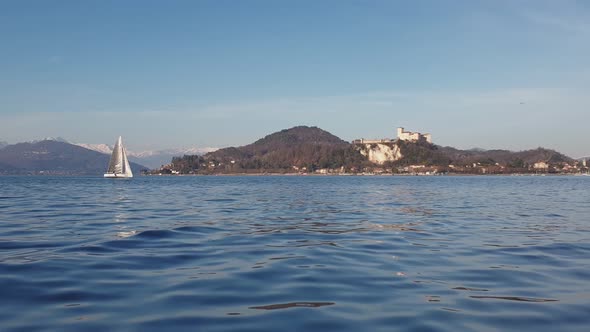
xmin=116 ymin=230 xmax=137 ymax=238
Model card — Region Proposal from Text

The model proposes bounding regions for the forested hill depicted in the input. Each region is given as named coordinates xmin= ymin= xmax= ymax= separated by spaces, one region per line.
xmin=437 ymin=146 xmax=573 ymax=166
xmin=171 ymin=126 xmax=366 ymax=173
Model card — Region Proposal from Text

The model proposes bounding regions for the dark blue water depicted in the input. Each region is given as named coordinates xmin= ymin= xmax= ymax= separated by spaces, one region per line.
xmin=1 ymin=176 xmax=589 ymax=331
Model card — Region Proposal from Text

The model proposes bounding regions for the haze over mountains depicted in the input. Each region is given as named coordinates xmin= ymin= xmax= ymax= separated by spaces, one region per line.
xmin=0 ymin=138 xmax=217 ymax=169
xmin=76 ymin=143 xmax=217 ymax=169
xmin=0 ymin=140 xmax=147 ymax=175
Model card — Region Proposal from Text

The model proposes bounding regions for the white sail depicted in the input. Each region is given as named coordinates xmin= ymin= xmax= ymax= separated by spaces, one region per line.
xmin=122 ymin=145 xmax=133 ymax=177
xmin=104 ymin=136 xmax=133 ymax=178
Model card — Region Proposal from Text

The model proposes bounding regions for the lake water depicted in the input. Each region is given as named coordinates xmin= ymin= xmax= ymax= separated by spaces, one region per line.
xmin=1 ymin=175 xmax=589 ymax=331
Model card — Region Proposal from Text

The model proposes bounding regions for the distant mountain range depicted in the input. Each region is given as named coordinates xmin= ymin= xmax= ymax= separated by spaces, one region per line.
xmin=0 ymin=140 xmax=147 ymax=175
xmin=0 ymin=137 xmax=217 ymax=171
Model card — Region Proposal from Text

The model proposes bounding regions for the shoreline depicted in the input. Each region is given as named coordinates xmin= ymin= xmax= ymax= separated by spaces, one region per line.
xmin=144 ymin=172 xmax=588 ymax=177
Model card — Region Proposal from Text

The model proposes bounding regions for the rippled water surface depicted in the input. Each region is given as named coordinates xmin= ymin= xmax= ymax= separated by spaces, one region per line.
xmin=1 ymin=176 xmax=589 ymax=331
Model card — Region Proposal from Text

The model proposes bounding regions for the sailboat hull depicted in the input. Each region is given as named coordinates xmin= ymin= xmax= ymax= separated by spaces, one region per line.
xmin=104 ymin=173 xmax=133 ymax=178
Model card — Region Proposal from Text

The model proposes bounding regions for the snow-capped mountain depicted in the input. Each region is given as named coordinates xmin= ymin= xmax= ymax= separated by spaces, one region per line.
xmin=128 ymin=147 xmax=218 ymax=158
xmin=76 ymin=143 xmax=113 ymax=154
xmin=30 ymin=137 xmax=70 ymax=144
xmin=74 ymin=143 xmax=217 ymax=169
xmin=125 ymin=147 xmax=218 ymax=169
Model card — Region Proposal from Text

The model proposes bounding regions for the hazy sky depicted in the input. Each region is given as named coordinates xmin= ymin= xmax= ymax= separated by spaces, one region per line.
xmin=1 ymin=0 xmax=589 ymax=157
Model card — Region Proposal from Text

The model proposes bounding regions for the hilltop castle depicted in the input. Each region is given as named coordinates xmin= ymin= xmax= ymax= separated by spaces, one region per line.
xmin=352 ymin=127 xmax=432 ymax=145
xmin=397 ymin=127 xmax=432 ymax=143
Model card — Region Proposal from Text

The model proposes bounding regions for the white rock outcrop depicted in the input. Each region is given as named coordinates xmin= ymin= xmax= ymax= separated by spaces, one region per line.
xmin=359 ymin=143 xmax=403 ymax=165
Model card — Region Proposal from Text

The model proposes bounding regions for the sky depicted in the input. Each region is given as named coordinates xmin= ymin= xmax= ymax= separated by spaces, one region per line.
xmin=0 ymin=0 xmax=589 ymax=157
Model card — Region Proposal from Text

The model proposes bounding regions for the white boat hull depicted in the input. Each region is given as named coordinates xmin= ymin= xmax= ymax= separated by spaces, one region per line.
xmin=104 ymin=173 xmax=133 ymax=178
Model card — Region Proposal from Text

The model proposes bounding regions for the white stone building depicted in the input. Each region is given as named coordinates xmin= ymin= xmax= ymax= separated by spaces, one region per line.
xmin=397 ymin=127 xmax=432 ymax=143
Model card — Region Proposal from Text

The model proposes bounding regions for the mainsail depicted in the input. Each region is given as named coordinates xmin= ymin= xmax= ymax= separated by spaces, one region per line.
xmin=104 ymin=136 xmax=133 ymax=178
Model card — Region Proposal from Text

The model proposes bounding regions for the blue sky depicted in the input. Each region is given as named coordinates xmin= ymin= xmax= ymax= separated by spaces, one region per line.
xmin=1 ymin=0 xmax=589 ymax=157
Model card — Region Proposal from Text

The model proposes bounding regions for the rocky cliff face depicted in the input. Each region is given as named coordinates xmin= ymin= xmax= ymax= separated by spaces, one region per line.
xmin=358 ymin=143 xmax=403 ymax=165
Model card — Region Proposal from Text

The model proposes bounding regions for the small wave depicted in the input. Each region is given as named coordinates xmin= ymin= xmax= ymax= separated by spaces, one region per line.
xmin=399 ymin=207 xmax=434 ymax=215
xmin=544 ymin=213 xmax=565 ymax=218
xmin=366 ymin=222 xmax=422 ymax=232
xmin=249 ymin=302 xmax=335 ymax=310
xmin=204 ymin=198 xmax=237 ymax=202
xmin=0 ymin=196 xmax=23 ymax=200
xmin=266 ymin=240 xmax=339 ymax=248
xmin=453 ymin=286 xmax=489 ymax=292
xmin=484 ymin=244 xmax=520 ymax=248
xmin=64 ymin=303 xmax=81 ymax=307
xmin=268 ymin=255 xmax=307 ymax=261
xmin=174 ymin=225 xmax=224 ymax=235
xmin=135 ymin=229 xmax=176 ymax=238
xmin=470 ymin=296 xmax=558 ymax=302
xmin=0 ymin=241 xmax=62 ymax=250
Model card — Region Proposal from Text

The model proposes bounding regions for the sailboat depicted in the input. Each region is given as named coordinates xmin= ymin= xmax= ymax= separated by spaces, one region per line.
xmin=104 ymin=136 xmax=133 ymax=178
